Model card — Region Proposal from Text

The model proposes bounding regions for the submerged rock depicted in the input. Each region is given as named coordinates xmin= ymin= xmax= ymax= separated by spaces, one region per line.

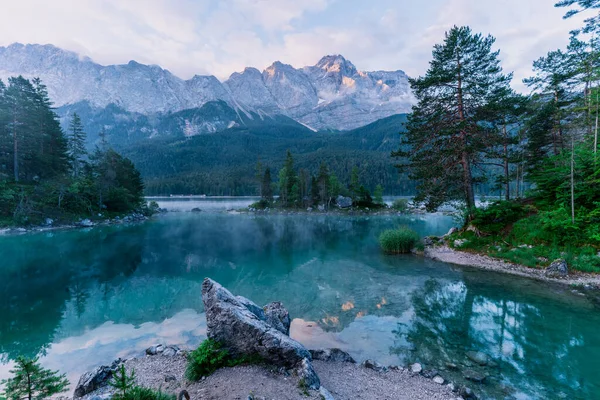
xmin=465 ymin=351 xmax=490 ymax=366
xmin=309 ymin=348 xmax=356 ymax=363
xmin=546 ymin=259 xmax=568 ymax=278
xmin=202 ymin=278 xmax=320 ymax=389
xmin=462 ymin=369 xmax=487 ymax=383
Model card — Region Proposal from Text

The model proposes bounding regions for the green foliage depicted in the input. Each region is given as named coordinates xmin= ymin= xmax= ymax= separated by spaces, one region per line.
xmin=391 ymin=198 xmax=410 ymax=213
xmin=394 ymin=25 xmax=513 ymax=214
xmin=110 ymin=365 xmax=136 ymax=399
xmin=471 ymin=201 xmax=529 ymax=234
xmin=373 ymin=184 xmax=384 ymax=205
xmin=379 ymin=227 xmax=421 ymax=254
xmin=113 ymin=386 xmax=176 ymax=400
xmin=186 ymin=339 xmax=262 ymax=381
xmin=1 ymin=356 xmax=69 ymax=400
xmin=297 ymin=379 xmax=310 ymax=396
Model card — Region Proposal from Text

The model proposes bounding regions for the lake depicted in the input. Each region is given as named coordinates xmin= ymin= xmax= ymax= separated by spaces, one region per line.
xmin=0 ymin=199 xmax=598 ymax=399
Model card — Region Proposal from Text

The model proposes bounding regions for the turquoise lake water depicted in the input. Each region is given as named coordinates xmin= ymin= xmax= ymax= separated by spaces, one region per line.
xmin=0 ymin=202 xmax=598 ymax=399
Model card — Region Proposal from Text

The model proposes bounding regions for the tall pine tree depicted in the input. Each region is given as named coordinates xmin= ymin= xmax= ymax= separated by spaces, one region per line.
xmin=68 ymin=113 xmax=87 ymax=178
xmin=394 ymin=26 xmax=512 ymax=216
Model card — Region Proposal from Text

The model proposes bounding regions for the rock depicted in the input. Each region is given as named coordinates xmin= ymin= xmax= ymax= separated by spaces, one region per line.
xmin=44 ymin=218 xmax=54 ymax=226
xmin=445 ymin=227 xmax=459 ymax=236
xmin=317 ymin=205 xmax=325 ymax=212
xmin=336 ymin=196 xmax=353 ymax=208
xmin=79 ymin=219 xmax=94 ymax=227
xmin=410 ymin=363 xmax=422 ymax=373
xmin=447 ymin=382 xmax=456 ymax=392
xmin=462 ymin=369 xmax=486 ymax=383
xmin=146 ymin=344 xmax=165 ymax=355
xmin=422 ymin=369 xmax=439 ymax=379
xmin=454 ymin=239 xmax=468 ymax=247
xmin=73 ymin=360 xmax=121 ymax=398
xmin=545 ymin=259 xmax=568 ymax=277
xmin=309 ymin=348 xmax=356 ymax=363
xmin=298 ymin=358 xmax=320 ymax=389
xmin=162 ymin=345 xmax=179 ymax=357
xmin=202 ymin=278 xmax=319 ymax=389
xmin=235 ymin=296 xmax=266 ymax=320
xmin=423 ymin=236 xmax=435 ymax=246
xmin=433 ymin=375 xmax=445 ymax=385
xmin=361 ymin=359 xmax=386 ymax=372
xmin=263 ymin=301 xmax=291 ymax=335
xmin=191 ymin=208 xmax=202 ymax=212
xmin=164 ymin=374 xmax=177 ymax=382
xmin=319 ymin=386 xmax=335 ymax=400
xmin=465 ymin=351 xmax=490 ymax=366
xmin=445 ymin=362 xmax=459 ymax=370
xmin=459 ymin=386 xmax=478 ymax=399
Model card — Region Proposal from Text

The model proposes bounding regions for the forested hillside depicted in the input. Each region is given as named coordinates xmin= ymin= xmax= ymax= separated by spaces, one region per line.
xmin=120 ymin=114 xmax=410 ymax=196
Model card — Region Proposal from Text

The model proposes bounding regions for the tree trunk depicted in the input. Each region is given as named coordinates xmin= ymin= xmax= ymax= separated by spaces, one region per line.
xmin=595 ymin=89 xmax=598 ymax=163
xmin=456 ymin=53 xmax=475 ymax=214
xmin=571 ymin=136 xmax=575 ymax=224
xmin=503 ymin=124 xmax=510 ymax=201
xmin=13 ymin=115 xmax=19 ymax=182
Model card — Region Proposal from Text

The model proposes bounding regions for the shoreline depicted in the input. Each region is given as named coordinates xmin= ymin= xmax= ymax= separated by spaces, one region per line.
xmin=76 ymin=352 xmax=459 ymax=400
xmin=423 ymin=244 xmax=600 ymax=289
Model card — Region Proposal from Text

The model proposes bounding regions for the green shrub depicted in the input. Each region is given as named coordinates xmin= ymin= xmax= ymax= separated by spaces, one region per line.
xmin=185 ymin=339 xmax=263 ymax=381
xmin=114 ymin=387 xmax=176 ymax=400
xmin=379 ymin=227 xmax=420 ymax=254
xmin=471 ymin=201 xmax=529 ymax=234
xmin=186 ymin=339 xmax=230 ymax=381
xmin=391 ymin=198 xmax=409 ymax=213
xmin=249 ymin=199 xmax=271 ymax=210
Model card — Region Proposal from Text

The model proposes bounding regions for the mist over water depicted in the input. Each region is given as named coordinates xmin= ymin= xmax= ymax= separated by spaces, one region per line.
xmin=0 ymin=207 xmax=598 ymax=399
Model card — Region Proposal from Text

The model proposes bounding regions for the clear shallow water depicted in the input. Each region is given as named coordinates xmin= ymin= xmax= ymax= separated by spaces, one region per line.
xmin=0 ymin=209 xmax=599 ymax=399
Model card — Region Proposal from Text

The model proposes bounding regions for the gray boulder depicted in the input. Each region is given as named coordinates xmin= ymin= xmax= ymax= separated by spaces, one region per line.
xmin=73 ymin=359 xmax=122 ymax=398
xmin=309 ymin=348 xmax=355 ymax=363
xmin=336 ymin=196 xmax=353 ymax=208
xmin=264 ymin=301 xmax=291 ymax=335
xmin=546 ymin=259 xmax=568 ymax=277
xmin=202 ymin=278 xmax=320 ymax=389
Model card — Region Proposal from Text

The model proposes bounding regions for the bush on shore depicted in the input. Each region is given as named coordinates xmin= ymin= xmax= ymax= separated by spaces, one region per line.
xmin=186 ymin=339 xmax=262 ymax=381
xmin=379 ymin=227 xmax=420 ymax=254
xmin=391 ymin=198 xmax=410 ymax=213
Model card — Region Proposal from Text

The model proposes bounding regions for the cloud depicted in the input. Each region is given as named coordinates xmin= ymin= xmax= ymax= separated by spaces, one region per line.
xmin=0 ymin=0 xmax=591 ymax=91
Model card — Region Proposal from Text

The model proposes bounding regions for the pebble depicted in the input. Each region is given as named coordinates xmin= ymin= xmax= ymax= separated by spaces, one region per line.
xmin=410 ymin=363 xmax=423 ymax=373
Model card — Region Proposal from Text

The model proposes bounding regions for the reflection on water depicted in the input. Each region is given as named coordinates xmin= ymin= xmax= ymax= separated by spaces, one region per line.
xmin=0 ymin=212 xmax=598 ymax=399
xmin=149 ymin=196 xmax=259 ymax=212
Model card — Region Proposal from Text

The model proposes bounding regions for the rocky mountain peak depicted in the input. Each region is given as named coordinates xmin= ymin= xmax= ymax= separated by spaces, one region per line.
xmin=315 ymin=54 xmax=357 ymax=76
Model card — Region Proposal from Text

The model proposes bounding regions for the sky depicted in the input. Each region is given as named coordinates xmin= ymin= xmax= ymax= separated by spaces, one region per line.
xmin=0 ymin=0 xmax=591 ymax=91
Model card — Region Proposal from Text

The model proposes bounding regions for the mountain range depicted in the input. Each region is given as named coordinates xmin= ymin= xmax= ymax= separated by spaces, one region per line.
xmin=0 ymin=43 xmax=413 ymax=131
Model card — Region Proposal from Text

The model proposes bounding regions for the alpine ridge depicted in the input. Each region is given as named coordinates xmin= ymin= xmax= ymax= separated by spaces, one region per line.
xmin=0 ymin=43 xmax=413 ymax=131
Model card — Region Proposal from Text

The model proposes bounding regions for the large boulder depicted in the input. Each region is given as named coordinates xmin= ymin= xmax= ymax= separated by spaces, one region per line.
xmin=336 ymin=196 xmax=353 ymax=209
xmin=545 ymin=259 xmax=568 ymax=278
xmin=201 ymin=278 xmax=320 ymax=389
xmin=73 ymin=359 xmax=122 ymax=398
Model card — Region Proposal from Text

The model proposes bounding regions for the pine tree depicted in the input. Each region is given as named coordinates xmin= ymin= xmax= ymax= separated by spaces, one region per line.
xmin=261 ymin=167 xmax=273 ymax=203
xmin=68 ymin=113 xmax=87 ymax=177
xmin=349 ymin=166 xmax=360 ymax=200
xmin=317 ymin=162 xmax=330 ymax=206
xmin=373 ymin=184 xmax=384 ymax=205
xmin=394 ymin=26 xmax=512 ymax=216
xmin=555 ymin=0 xmax=600 ymax=34
xmin=109 ymin=365 xmax=135 ymax=399
xmin=1 ymin=357 xmax=69 ymax=400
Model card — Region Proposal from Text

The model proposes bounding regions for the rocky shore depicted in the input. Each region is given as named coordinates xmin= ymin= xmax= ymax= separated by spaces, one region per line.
xmin=71 ymin=279 xmax=469 ymax=400
xmin=423 ymin=235 xmax=600 ymax=290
